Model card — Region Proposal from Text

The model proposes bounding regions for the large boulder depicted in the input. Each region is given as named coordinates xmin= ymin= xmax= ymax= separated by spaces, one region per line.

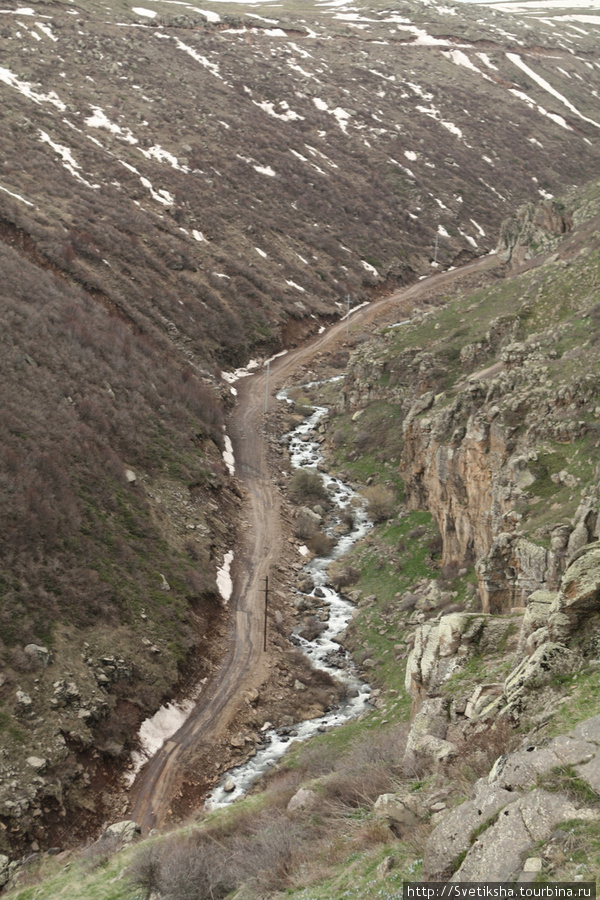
xmin=516 ymin=590 xmax=556 ymax=656
xmin=424 ymin=715 xmax=600 ymax=881
xmin=502 ymin=642 xmax=580 ymax=715
xmin=453 ymin=790 xmax=584 ymax=881
xmin=404 ymin=697 xmax=456 ymax=766
xmin=0 ymin=855 xmax=9 ymax=888
xmin=374 ymin=791 xmax=425 ymax=832
xmin=548 ymin=544 xmax=600 ymax=641
xmin=423 ymin=782 xmax=514 ymax=879
xmin=103 ymin=820 xmax=141 ymax=844
xmin=405 ymin=615 xmax=487 ymax=700
xmin=24 ymin=644 xmax=51 ymax=667
xmin=287 ymin=788 xmax=319 ymax=813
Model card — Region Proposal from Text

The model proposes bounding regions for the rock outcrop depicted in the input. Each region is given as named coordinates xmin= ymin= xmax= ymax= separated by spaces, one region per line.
xmin=498 ymin=199 xmax=573 ymax=266
xmin=424 ymin=716 xmax=600 ymax=881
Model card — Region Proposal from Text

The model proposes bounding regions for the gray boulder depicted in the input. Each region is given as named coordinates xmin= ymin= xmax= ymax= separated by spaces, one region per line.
xmin=423 ymin=782 xmax=514 ymax=879
xmin=453 ymin=790 xmax=583 ymax=882
xmin=24 ymin=644 xmax=51 ymax=667
xmin=374 ymin=791 xmax=424 ymax=831
xmin=287 ymin=788 xmax=319 ymax=813
xmin=0 ymin=855 xmax=9 ymax=888
xmin=103 ymin=820 xmax=141 ymax=844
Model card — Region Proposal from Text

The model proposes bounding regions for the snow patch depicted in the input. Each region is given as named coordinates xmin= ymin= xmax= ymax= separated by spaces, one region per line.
xmin=222 ymin=360 xmax=260 ymax=384
xmin=85 ymin=106 xmax=138 ymax=143
xmin=217 ymin=551 xmax=234 ymax=604
xmin=0 ymin=183 xmax=33 ymax=205
xmin=507 ymin=53 xmax=600 ymax=129
xmin=126 ymin=695 xmax=199 ymax=785
xmin=132 ymin=6 xmax=157 ymax=16
xmin=172 ymin=36 xmax=223 ymax=80
xmin=361 ymin=260 xmax=378 ymax=276
xmin=138 ymin=144 xmax=189 ymax=171
xmin=0 ymin=66 xmax=65 ymax=109
xmin=39 ymin=130 xmax=99 ymax=189
xmin=223 ymin=434 xmax=235 ymax=476
xmin=36 ymin=21 xmax=57 ymax=40
xmin=254 ymin=99 xmax=304 ymax=121
xmin=140 ymin=176 xmax=174 ymax=206
xmin=254 ymin=164 xmax=276 ymax=177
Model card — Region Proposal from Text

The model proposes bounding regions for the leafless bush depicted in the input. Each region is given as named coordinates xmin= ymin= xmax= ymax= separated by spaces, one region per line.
xmin=230 ymin=811 xmax=310 ymax=895
xmin=129 ymin=835 xmax=234 ymax=900
xmin=321 ymin=765 xmax=394 ymax=811
xmin=308 ymin=531 xmax=336 ymax=557
xmin=446 ymin=720 xmax=519 ymax=786
xmin=289 ymin=469 xmax=328 ymax=504
xmin=320 ymin=726 xmax=409 ymax=812
xmin=294 ymin=516 xmax=318 ymax=541
xmin=8 ymin=648 xmax=41 ymax=673
xmin=82 ymin=835 xmax=121 ymax=873
xmin=363 ymin=485 xmax=396 ymax=524
xmin=340 ymin=506 xmax=355 ymax=529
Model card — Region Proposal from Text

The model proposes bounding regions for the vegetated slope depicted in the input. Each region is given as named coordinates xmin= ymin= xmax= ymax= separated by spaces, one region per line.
xmin=2 ymin=0 xmax=600 ymax=861
xmin=2 ymin=0 xmax=600 ymax=370
xmin=339 ymin=178 xmax=600 ymax=608
xmin=10 ymin=181 xmax=600 ymax=900
xmin=0 ymin=237 xmax=238 ymax=856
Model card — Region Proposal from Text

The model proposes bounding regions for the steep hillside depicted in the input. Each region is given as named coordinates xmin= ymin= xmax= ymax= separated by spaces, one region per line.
xmin=3 ymin=0 xmax=600 ymax=870
xmin=2 ymin=0 xmax=600 ymax=369
xmin=8 ymin=178 xmax=600 ymax=898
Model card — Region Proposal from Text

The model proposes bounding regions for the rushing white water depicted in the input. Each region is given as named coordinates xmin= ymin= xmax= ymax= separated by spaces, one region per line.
xmin=207 ymin=383 xmax=373 ymax=809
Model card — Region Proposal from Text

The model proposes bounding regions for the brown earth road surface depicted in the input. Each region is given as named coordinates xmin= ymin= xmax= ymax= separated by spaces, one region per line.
xmin=129 ymin=253 xmax=499 ymax=834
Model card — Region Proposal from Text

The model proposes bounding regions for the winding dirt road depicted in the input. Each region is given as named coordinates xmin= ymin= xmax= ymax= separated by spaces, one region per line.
xmin=129 ymin=253 xmax=498 ymax=834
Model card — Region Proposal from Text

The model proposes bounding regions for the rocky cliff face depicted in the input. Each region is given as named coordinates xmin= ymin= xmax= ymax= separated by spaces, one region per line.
xmin=340 ymin=192 xmax=600 ymax=614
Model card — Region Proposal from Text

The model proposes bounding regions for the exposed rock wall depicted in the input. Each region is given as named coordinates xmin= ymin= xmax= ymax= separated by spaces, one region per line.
xmin=399 ymin=361 xmax=600 ymax=611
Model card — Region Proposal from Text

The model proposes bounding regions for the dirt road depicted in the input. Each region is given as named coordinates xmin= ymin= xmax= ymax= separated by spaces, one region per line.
xmin=129 ymin=253 xmax=498 ymax=833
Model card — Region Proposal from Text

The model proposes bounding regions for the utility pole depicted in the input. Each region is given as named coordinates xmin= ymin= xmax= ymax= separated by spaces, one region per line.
xmin=264 ymin=359 xmax=270 ymax=413
xmin=434 ymin=232 xmax=439 ymax=265
xmin=346 ymin=294 xmax=350 ymax=339
xmin=263 ymin=575 xmax=269 ymax=652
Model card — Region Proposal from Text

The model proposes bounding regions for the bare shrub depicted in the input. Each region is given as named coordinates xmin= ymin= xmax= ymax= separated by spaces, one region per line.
xmin=321 ymin=765 xmax=394 ymax=811
xmin=129 ymin=834 xmax=234 ymax=900
xmin=8 ymin=648 xmax=41 ymax=673
xmin=321 ymin=725 xmax=409 ymax=812
xmin=446 ymin=720 xmax=519 ymax=786
xmin=82 ymin=835 xmax=121 ymax=873
xmin=363 ymin=485 xmax=396 ymax=523
xmin=340 ymin=506 xmax=355 ymax=529
xmin=289 ymin=469 xmax=328 ymax=504
xmin=308 ymin=531 xmax=335 ymax=556
xmin=126 ymin=843 xmax=162 ymax=899
xmin=294 ymin=515 xmax=318 ymax=541
xmin=230 ymin=812 xmax=310 ymax=895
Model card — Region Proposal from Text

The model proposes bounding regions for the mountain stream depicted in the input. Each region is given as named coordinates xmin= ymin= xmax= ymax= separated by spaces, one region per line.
xmin=207 ymin=383 xmax=373 ymax=809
